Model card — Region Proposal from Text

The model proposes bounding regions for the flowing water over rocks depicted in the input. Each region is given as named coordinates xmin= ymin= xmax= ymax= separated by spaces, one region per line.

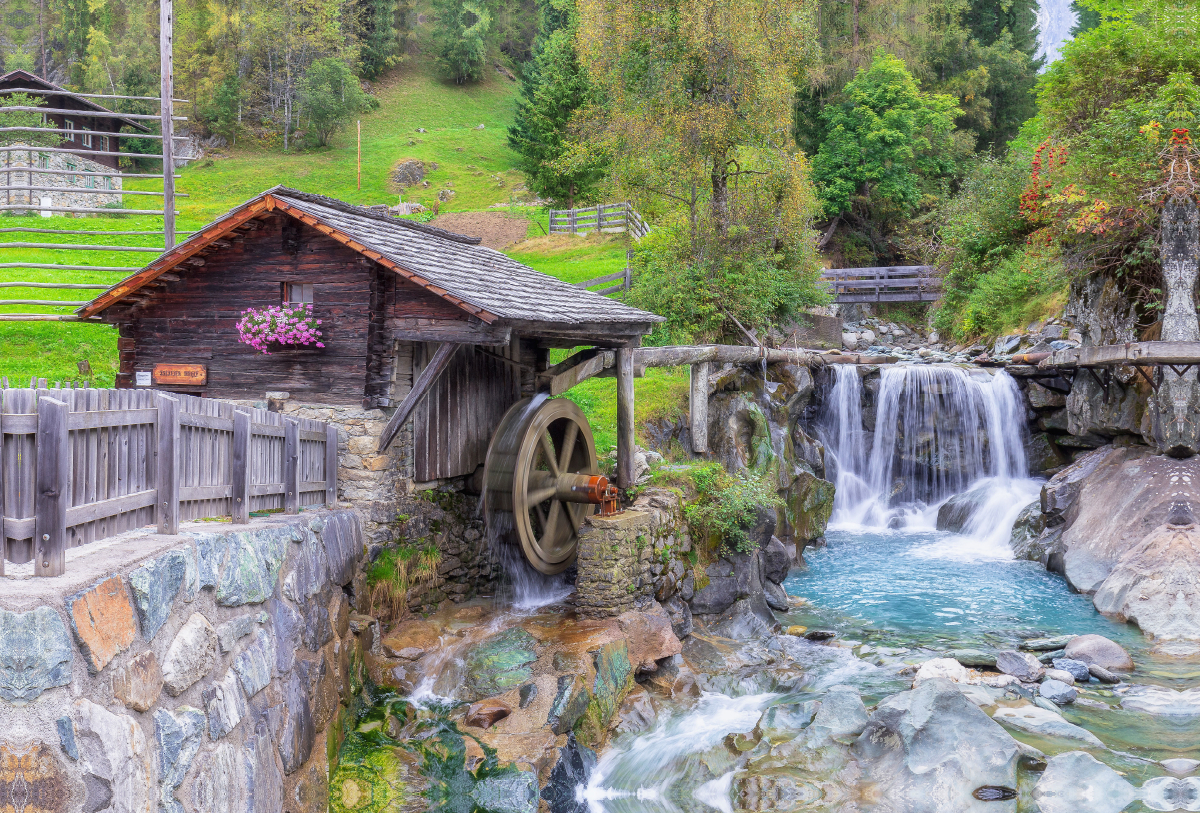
xmin=345 ymin=363 xmax=1200 ymax=813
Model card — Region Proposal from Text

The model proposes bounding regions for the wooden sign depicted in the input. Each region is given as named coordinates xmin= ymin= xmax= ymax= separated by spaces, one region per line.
xmin=153 ymin=364 xmax=207 ymax=387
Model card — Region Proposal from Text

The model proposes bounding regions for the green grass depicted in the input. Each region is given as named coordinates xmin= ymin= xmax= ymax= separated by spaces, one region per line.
xmin=506 ymin=232 xmax=631 ymax=285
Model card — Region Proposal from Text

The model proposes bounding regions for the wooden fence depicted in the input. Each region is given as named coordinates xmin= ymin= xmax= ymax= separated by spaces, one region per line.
xmin=549 ymin=202 xmax=650 ymax=240
xmin=0 ymin=384 xmax=338 ymax=577
xmin=819 ymin=266 xmax=941 ymax=304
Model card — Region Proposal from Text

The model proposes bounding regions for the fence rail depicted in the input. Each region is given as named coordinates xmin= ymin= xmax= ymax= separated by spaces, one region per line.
xmin=819 ymin=266 xmax=941 ymax=304
xmin=549 ymin=202 xmax=650 ymax=240
xmin=574 ymin=266 xmax=631 ymax=296
xmin=0 ymin=384 xmax=338 ymax=577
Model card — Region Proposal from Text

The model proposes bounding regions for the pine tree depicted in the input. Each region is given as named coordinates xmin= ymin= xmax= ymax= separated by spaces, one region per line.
xmin=430 ymin=0 xmax=493 ymax=83
xmin=507 ymin=0 xmax=601 ymax=206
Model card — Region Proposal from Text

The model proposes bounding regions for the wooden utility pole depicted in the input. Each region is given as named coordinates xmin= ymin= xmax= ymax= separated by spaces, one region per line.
xmin=160 ymin=0 xmax=175 ymax=250
xmin=357 ymin=120 xmax=362 ymax=190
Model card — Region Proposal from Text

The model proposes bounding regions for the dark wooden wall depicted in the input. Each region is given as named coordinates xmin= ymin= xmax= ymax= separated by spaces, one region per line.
xmin=115 ymin=214 xmax=466 ymax=404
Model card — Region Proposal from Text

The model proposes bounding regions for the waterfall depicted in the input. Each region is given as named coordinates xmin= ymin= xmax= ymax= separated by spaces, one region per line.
xmin=819 ymin=364 xmax=1038 ymax=538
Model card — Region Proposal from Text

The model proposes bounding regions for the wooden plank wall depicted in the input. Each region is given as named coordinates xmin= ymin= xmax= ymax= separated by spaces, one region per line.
xmin=412 ymin=342 xmax=522 ymax=481
xmin=0 ymin=383 xmax=336 ymax=571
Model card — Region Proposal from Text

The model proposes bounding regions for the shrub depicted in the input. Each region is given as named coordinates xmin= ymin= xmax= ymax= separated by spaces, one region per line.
xmin=236 ymin=303 xmax=324 ymax=354
xmin=682 ymin=462 xmax=783 ymax=555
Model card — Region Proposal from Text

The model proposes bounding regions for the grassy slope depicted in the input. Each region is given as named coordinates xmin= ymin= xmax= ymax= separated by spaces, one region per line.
xmin=0 ymin=63 xmax=685 ymax=458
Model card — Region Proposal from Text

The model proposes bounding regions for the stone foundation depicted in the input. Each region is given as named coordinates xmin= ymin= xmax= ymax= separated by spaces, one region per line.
xmin=0 ymin=510 xmax=366 ymax=813
xmin=2 ymin=147 xmax=122 ymax=212
xmin=576 ymin=489 xmax=693 ymax=620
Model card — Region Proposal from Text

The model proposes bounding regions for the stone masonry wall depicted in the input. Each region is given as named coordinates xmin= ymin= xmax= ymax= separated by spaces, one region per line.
xmin=576 ymin=489 xmax=693 ymax=629
xmin=3 ymin=147 xmax=122 ymax=211
xmin=0 ymin=509 xmax=366 ymax=813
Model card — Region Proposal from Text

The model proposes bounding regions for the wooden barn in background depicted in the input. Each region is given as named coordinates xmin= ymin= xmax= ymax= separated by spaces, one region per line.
xmin=78 ymin=187 xmax=662 ymax=484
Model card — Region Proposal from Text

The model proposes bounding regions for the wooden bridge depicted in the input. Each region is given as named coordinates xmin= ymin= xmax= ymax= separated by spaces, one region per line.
xmin=820 ymin=266 xmax=941 ymax=304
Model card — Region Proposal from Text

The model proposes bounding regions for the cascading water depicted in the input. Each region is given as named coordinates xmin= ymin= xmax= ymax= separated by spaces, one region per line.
xmin=819 ymin=364 xmax=1041 ymax=551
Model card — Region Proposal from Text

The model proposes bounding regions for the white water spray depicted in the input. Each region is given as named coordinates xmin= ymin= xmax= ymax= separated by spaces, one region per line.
xmin=819 ymin=364 xmax=1040 ymax=549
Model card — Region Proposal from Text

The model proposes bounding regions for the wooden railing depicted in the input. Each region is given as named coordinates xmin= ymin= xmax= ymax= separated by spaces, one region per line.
xmin=0 ymin=384 xmax=338 ymax=577
xmin=820 ymin=266 xmax=941 ymax=303
xmin=574 ymin=266 xmax=631 ymax=296
xmin=549 ymin=202 xmax=650 ymax=240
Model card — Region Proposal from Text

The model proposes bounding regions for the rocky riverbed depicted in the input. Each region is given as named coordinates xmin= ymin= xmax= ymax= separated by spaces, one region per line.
xmin=838 ymin=314 xmax=1081 ymax=365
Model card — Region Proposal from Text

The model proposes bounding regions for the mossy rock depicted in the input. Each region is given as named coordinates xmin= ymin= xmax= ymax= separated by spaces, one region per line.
xmin=789 ymin=471 xmax=835 ymax=541
xmin=575 ymin=640 xmax=634 ymax=749
xmin=330 ymin=735 xmax=419 ymax=812
xmin=465 ymin=628 xmax=539 ymax=699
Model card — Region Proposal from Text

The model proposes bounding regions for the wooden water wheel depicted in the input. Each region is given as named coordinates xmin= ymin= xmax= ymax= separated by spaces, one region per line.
xmin=483 ymin=396 xmax=608 ymax=574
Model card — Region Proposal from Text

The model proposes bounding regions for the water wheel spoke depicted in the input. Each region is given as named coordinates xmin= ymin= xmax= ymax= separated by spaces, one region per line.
xmin=534 ymin=503 xmax=549 ymax=533
xmin=539 ymin=432 xmax=561 ymax=476
xmin=527 ymin=485 xmax=557 ymax=505
xmin=558 ymin=421 xmax=579 ymax=473
xmin=564 ymin=504 xmax=582 ymax=534
xmin=543 ymin=500 xmax=563 ymax=542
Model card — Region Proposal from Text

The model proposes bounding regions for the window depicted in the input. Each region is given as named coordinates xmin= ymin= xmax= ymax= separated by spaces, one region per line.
xmin=64 ymin=120 xmax=75 ymax=141
xmin=283 ymin=283 xmax=314 ymax=304
xmin=36 ymin=153 xmax=49 ymax=169
xmin=81 ymin=130 xmax=92 ymax=148
xmin=87 ymin=176 xmax=96 ymax=189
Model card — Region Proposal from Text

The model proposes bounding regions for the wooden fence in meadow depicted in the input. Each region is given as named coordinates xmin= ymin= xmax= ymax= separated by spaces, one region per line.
xmin=549 ymin=202 xmax=650 ymax=240
xmin=0 ymin=383 xmax=338 ymax=577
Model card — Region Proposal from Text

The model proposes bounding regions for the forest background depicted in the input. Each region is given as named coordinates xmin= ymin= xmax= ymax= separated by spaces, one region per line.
xmin=0 ymin=0 xmax=1188 ymax=345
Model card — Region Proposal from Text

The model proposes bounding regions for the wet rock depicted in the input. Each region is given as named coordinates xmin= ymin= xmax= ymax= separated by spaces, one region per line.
xmin=465 ymin=628 xmax=538 ymax=699
xmin=541 ymin=734 xmax=596 ymax=813
xmin=1038 ymin=679 xmax=1077 ymax=705
xmin=203 ymin=668 xmax=246 ymax=739
xmin=1020 ymin=634 xmax=1075 ymax=651
xmin=128 ymin=549 xmax=191 ymax=640
xmin=947 ymin=649 xmax=995 ymax=668
xmin=471 ymin=771 xmax=538 ymax=813
xmin=1043 ymin=669 xmax=1075 ymax=685
xmin=73 ymin=698 xmax=154 ymax=813
xmin=763 ymin=581 xmax=789 ymax=612
xmin=761 ymin=537 xmax=791 ymax=584
xmin=1052 ymin=658 xmax=1091 ymax=682
xmin=67 ymin=575 xmax=138 ymax=673
xmin=1062 ymin=634 xmax=1133 ymax=671
xmin=1140 ymin=776 xmax=1200 ymax=811
xmin=805 ymin=630 xmax=836 ymax=641
xmin=0 ymin=607 xmax=74 ymax=703
xmin=518 ymin=683 xmax=537 ymax=709
xmin=1032 ymin=750 xmax=1136 ymax=813
xmin=805 ymin=684 xmax=868 ymax=745
xmin=381 ymin=618 xmax=440 ymax=658
xmin=1027 ymin=433 xmax=1067 ymax=474
xmin=233 ymin=628 xmax=276 ymax=698
xmin=707 ymin=597 xmax=777 ymax=639
xmin=914 ymin=658 xmax=971 ymax=686
xmin=1027 ymin=382 xmax=1067 ymax=410
xmin=936 ymin=486 xmax=991 ymax=533
xmin=582 ymin=640 xmax=633 ymax=739
xmin=614 ymin=685 xmax=657 ymax=734
xmin=754 ymin=701 xmax=817 ymax=744
xmin=112 ymin=650 xmax=163 ymax=712
xmin=162 ymin=613 xmax=218 ymax=696
xmin=991 ymin=706 xmax=1103 ymax=747
xmin=1088 ymin=664 xmax=1121 ymax=683
xmin=661 ymin=595 xmax=694 ymax=639
xmin=547 ymin=674 xmax=590 ymax=735
xmin=853 ymin=678 xmax=1019 ymax=811
xmin=466 ymin=699 xmax=512 ymax=729
xmin=154 ymin=706 xmax=206 ymax=813
xmin=995 ymin=650 xmax=1045 ymax=682
xmin=616 ymin=605 xmax=683 ymax=669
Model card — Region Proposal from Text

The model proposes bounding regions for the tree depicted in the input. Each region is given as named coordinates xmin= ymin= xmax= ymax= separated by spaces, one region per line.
xmin=431 ymin=0 xmax=493 ymax=83
xmin=508 ymin=0 xmax=602 ymax=206
xmin=359 ymin=0 xmax=406 ymax=80
xmin=0 ymin=93 xmax=60 ymax=147
xmin=299 ymin=57 xmax=376 ymax=147
xmin=812 ymin=52 xmax=961 ymax=221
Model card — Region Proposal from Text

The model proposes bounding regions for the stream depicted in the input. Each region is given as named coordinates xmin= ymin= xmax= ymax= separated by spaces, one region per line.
xmin=338 ymin=365 xmax=1200 ymax=813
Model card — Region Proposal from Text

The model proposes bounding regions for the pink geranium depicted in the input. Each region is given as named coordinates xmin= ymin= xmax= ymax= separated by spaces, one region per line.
xmin=236 ymin=303 xmax=325 ymax=355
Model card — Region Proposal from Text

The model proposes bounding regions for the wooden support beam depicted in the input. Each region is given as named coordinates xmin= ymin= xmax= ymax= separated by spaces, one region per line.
xmin=537 ymin=348 xmax=615 ymax=395
xmin=325 ymin=424 xmax=339 ymax=507
xmin=378 ymin=342 xmax=462 ymax=451
xmin=283 ymin=418 xmax=299 ymax=515
xmin=616 ymin=347 xmax=636 ymax=491
xmin=156 ymin=392 xmax=180 ymax=534
xmin=690 ymin=362 xmax=710 ymax=454
xmin=34 ymin=396 xmax=69 ymax=576
xmin=232 ymin=410 xmax=251 ymax=524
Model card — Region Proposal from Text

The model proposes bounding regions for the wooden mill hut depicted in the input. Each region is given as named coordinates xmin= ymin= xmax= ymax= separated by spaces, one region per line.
xmin=78 ymin=187 xmax=662 ymax=487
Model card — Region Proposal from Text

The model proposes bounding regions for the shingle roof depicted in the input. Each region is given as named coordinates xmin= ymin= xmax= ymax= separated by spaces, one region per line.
xmin=0 ymin=69 xmax=150 ymax=132
xmin=80 ymin=186 xmax=663 ymax=334
xmin=269 ymin=188 xmax=661 ymax=327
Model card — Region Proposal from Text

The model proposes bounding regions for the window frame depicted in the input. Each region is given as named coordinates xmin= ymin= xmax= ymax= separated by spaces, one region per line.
xmin=282 ymin=282 xmax=315 ymax=305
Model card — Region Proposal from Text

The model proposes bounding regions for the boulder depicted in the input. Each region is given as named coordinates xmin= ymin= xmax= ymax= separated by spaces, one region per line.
xmin=1027 ymin=383 xmax=1067 ymax=410
xmin=754 ymin=701 xmax=817 ymax=744
xmin=760 ymin=537 xmax=792 ymax=584
xmin=161 ymin=613 xmax=218 ymax=697
xmin=541 ymin=734 xmax=596 ymax=813
xmin=614 ymin=685 xmax=657 ymax=735
xmin=1043 ymin=669 xmax=1075 ymax=685
xmin=1020 ymin=635 xmax=1075 ymax=651
xmin=913 ymin=658 xmax=971 ymax=686
xmin=1026 ymin=433 xmax=1066 ymax=475
xmin=1038 ymin=679 xmax=1078 ymax=705
xmin=991 ymin=706 xmax=1104 ymax=747
xmin=1052 ymin=658 xmax=1091 ymax=682
xmin=995 ymin=650 xmax=1045 ymax=682
xmin=804 ymin=685 xmax=868 ymax=746
xmin=466 ymin=699 xmax=512 ymax=729
xmin=1032 ymin=751 xmax=1137 ymax=813
xmin=616 ymin=605 xmax=683 ymax=670
xmin=465 ymin=628 xmax=538 ymax=699
xmin=947 ymin=649 xmax=996 ymax=668
xmin=660 ymin=596 xmax=694 ymax=640
xmin=546 ymin=674 xmax=590 ymax=736
xmin=1088 ymin=664 xmax=1121 ymax=683
xmin=852 ymin=679 xmax=1019 ymax=812
xmin=1062 ymin=634 xmax=1133 ymax=672
xmin=762 ymin=580 xmax=789 ymax=612
xmin=935 ymin=486 xmax=990 ymax=533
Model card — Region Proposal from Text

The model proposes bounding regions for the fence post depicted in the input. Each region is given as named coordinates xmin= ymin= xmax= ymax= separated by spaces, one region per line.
xmin=232 ymin=410 xmax=251 ymax=524
xmin=34 ymin=396 xmax=68 ymax=576
xmin=690 ymin=362 xmax=710 ymax=454
xmin=283 ymin=418 xmax=299 ymax=515
xmin=570 ymin=207 xmax=577 ymax=235
xmin=156 ymin=392 xmax=180 ymax=534
xmin=325 ymin=424 xmax=338 ymax=507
